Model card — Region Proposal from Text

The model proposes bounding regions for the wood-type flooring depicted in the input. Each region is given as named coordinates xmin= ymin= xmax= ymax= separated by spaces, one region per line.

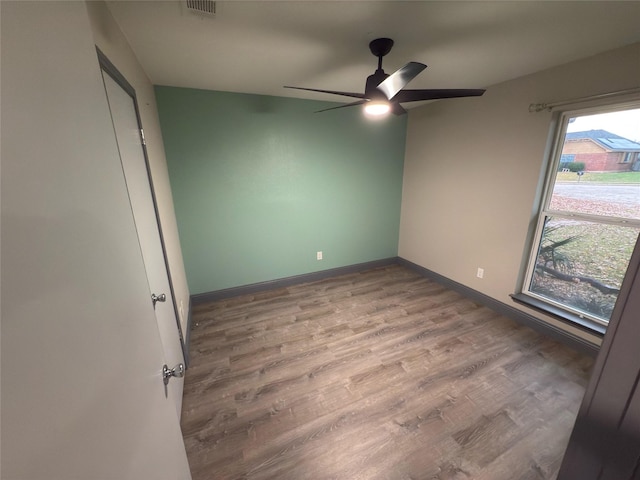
xmin=182 ymin=265 xmax=594 ymax=480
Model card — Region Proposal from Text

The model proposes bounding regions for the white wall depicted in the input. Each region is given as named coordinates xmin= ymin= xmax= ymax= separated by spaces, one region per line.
xmin=399 ymin=42 xmax=640 ymax=345
xmin=1 ymin=2 xmax=191 ymax=477
xmin=86 ymin=1 xmax=191 ymax=337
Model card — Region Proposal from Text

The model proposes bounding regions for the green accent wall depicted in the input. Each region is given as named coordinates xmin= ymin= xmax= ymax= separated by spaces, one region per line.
xmin=155 ymin=86 xmax=407 ymax=294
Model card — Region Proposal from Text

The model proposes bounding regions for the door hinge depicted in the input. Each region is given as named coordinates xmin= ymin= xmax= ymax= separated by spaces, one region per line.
xmin=139 ymin=128 xmax=146 ymax=146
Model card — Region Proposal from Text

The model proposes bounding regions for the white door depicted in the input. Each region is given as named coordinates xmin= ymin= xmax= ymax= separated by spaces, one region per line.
xmin=101 ymin=69 xmax=186 ymax=414
xmin=1 ymin=1 xmax=192 ymax=478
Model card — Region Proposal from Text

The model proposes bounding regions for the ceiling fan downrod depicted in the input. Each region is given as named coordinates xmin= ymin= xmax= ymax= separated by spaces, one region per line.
xmin=369 ymin=37 xmax=394 ymax=72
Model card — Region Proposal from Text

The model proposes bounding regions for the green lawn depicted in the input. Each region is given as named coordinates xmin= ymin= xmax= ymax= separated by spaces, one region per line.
xmin=542 ymin=222 xmax=639 ymax=286
xmin=532 ymin=220 xmax=639 ymax=320
xmin=556 ymin=171 xmax=640 ymax=183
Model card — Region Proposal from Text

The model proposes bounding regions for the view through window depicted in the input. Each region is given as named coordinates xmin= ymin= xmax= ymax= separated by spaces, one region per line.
xmin=524 ymin=104 xmax=640 ymax=327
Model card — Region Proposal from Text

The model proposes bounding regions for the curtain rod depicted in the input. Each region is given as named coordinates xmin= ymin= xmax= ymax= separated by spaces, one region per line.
xmin=529 ymin=87 xmax=640 ymax=113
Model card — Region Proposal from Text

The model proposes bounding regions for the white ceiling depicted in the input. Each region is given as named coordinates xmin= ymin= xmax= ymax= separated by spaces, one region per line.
xmin=106 ymin=1 xmax=640 ymax=106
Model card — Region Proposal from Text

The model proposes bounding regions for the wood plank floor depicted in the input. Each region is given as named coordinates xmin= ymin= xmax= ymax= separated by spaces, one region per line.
xmin=181 ymin=265 xmax=594 ymax=480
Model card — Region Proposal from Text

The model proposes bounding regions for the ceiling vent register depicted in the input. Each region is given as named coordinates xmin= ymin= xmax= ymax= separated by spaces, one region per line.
xmin=185 ymin=0 xmax=215 ymax=16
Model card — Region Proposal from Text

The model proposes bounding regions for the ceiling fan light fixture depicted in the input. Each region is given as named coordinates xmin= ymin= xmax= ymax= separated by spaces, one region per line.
xmin=285 ymin=37 xmax=485 ymax=116
xmin=364 ymin=101 xmax=391 ymax=117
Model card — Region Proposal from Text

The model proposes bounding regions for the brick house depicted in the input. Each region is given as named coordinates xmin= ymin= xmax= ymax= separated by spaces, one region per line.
xmin=561 ymin=129 xmax=640 ymax=172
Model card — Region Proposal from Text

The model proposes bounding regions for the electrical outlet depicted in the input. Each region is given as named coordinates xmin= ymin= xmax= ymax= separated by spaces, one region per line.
xmin=477 ymin=267 xmax=484 ymax=279
xmin=317 ymin=251 xmax=323 ymax=260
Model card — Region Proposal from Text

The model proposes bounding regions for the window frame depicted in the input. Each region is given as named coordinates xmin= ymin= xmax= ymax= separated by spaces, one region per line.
xmin=518 ymin=100 xmax=640 ymax=333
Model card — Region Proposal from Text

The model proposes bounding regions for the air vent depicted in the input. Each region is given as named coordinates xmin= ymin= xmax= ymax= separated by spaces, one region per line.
xmin=185 ymin=0 xmax=215 ymax=16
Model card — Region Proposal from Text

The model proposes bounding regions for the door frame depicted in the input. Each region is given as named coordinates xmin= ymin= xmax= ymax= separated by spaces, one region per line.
xmin=97 ymin=47 xmax=188 ymax=365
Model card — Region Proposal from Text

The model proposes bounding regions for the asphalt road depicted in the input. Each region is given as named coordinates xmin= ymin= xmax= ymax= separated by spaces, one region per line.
xmin=553 ymin=183 xmax=640 ymax=207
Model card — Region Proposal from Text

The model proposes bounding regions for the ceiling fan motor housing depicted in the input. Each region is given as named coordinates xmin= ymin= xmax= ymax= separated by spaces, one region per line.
xmin=365 ymin=70 xmax=390 ymax=100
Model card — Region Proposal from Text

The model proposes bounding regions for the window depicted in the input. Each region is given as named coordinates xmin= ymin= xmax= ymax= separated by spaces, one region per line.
xmin=519 ymin=104 xmax=640 ymax=332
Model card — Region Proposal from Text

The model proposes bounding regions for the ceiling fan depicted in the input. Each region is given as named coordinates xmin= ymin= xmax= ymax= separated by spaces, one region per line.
xmin=285 ymin=38 xmax=485 ymax=116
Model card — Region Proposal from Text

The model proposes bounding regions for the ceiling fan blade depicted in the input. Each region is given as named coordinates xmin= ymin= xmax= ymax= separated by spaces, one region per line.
xmin=390 ymin=102 xmax=407 ymax=115
xmin=393 ymin=88 xmax=486 ymax=103
xmin=284 ymin=86 xmax=366 ymax=99
xmin=376 ymin=62 xmax=427 ymax=100
xmin=315 ymin=99 xmax=367 ymax=113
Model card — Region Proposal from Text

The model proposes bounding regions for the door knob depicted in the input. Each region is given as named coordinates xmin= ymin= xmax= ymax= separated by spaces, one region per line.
xmin=151 ymin=293 xmax=166 ymax=306
xmin=162 ymin=363 xmax=185 ymax=385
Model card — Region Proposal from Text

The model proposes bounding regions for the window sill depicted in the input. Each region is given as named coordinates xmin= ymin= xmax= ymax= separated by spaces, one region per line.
xmin=510 ymin=293 xmax=607 ymax=337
